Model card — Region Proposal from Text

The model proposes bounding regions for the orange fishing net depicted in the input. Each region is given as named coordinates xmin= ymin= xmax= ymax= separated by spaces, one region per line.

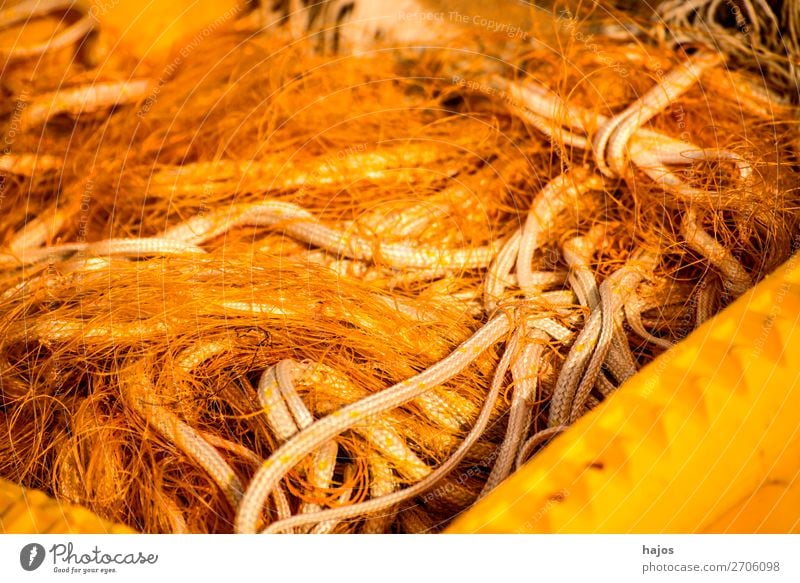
xmin=0 ymin=1 xmax=798 ymax=533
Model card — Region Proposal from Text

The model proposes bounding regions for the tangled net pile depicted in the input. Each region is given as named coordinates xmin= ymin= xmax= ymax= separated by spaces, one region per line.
xmin=657 ymin=0 xmax=800 ymax=98
xmin=1 ymin=1 xmax=799 ymax=533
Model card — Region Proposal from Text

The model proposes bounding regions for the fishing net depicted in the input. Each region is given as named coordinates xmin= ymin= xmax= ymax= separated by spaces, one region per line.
xmin=656 ymin=0 xmax=800 ymax=99
xmin=0 ymin=0 xmax=798 ymax=533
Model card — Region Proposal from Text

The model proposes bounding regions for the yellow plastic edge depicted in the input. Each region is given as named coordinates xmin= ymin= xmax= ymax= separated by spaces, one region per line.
xmin=448 ymin=252 xmax=800 ymax=533
xmin=0 ymin=479 xmax=135 ymax=534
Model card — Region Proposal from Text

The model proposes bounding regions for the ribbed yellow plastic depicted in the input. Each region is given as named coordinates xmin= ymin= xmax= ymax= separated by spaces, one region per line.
xmin=0 ymin=479 xmax=135 ymax=534
xmin=448 ymin=253 xmax=800 ymax=533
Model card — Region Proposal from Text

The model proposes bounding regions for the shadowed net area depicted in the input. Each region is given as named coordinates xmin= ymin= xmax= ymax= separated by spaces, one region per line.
xmin=0 ymin=0 xmax=798 ymax=533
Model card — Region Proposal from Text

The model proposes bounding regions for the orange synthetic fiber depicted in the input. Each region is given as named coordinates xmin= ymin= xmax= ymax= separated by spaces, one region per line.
xmin=1 ymin=3 xmax=799 ymax=533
